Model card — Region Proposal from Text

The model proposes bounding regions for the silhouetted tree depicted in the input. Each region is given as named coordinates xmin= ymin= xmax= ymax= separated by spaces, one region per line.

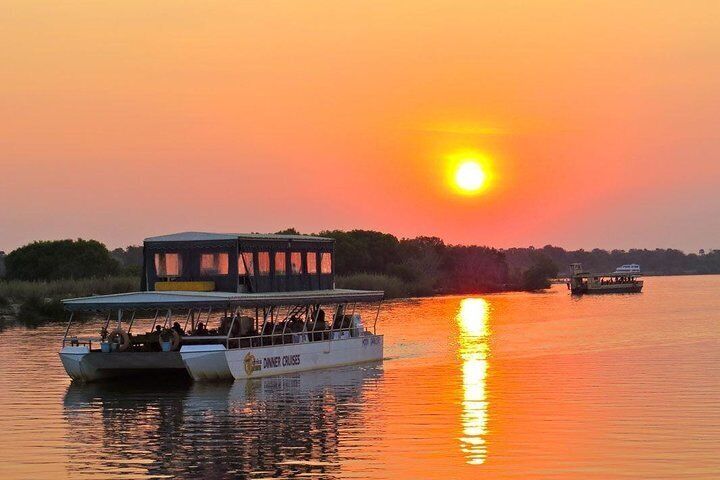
xmin=319 ymin=230 xmax=401 ymax=275
xmin=521 ymin=253 xmax=559 ymax=291
xmin=275 ymin=228 xmax=302 ymax=235
xmin=5 ymin=239 xmax=119 ymax=281
xmin=111 ymin=246 xmax=143 ymax=266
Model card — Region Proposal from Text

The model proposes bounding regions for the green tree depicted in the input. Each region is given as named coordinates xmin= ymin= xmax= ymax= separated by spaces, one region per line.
xmin=275 ymin=228 xmax=301 ymax=235
xmin=521 ymin=253 xmax=559 ymax=291
xmin=5 ymin=239 xmax=120 ymax=281
xmin=319 ymin=230 xmax=400 ymax=274
xmin=441 ymin=245 xmax=509 ymax=293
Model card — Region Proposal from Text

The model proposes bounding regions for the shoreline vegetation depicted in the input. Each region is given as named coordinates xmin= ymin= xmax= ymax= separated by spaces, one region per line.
xmin=2 ymin=229 xmax=719 ymax=327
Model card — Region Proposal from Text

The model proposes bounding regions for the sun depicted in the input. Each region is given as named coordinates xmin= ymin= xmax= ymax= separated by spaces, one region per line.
xmin=455 ymin=160 xmax=487 ymax=193
xmin=445 ymin=151 xmax=494 ymax=196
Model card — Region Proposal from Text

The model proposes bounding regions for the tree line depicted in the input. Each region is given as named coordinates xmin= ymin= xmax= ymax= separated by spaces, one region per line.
xmin=3 ymin=232 xmax=718 ymax=295
xmin=503 ymin=245 xmax=720 ymax=277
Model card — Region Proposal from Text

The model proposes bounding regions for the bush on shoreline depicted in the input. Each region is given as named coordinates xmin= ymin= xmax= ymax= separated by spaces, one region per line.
xmin=0 ymin=276 xmax=140 ymax=327
xmin=0 ymin=276 xmax=140 ymax=302
xmin=4 ymin=239 xmax=120 ymax=281
xmin=336 ymin=273 xmax=409 ymax=299
xmin=17 ymin=296 xmax=66 ymax=328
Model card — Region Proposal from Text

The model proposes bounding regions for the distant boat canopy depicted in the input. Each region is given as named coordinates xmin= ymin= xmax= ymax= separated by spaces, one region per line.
xmin=614 ymin=264 xmax=641 ymax=274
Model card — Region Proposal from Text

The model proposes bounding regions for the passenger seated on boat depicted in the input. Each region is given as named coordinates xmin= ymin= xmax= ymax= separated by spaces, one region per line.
xmin=332 ymin=313 xmax=353 ymax=332
xmin=218 ymin=316 xmax=229 ymax=335
xmin=288 ymin=315 xmax=304 ymax=333
xmin=238 ymin=316 xmax=258 ymax=347
xmin=309 ymin=309 xmax=329 ymax=341
xmin=333 ymin=305 xmax=345 ymax=328
xmin=283 ymin=320 xmax=295 ymax=344
xmin=261 ymin=322 xmax=274 ymax=346
xmin=194 ymin=322 xmax=208 ymax=336
xmin=238 ymin=316 xmax=255 ymax=336
xmin=172 ymin=322 xmax=185 ymax=336
xmin=272 ymin=321 xmax=292 ymax=345
xmin=287 ymin=315 xmax=307 ymax=343
xmin=155 ymin=325 xmax=162 ymax=333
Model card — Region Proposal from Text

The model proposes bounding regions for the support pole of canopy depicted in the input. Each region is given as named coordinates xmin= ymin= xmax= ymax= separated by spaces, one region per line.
xmin=204 ymin=307 xmax=212 ymax=332
xmin=281 ymin=305 xmax=292 ymax=338
xmin=62 ymin=312 xmax=74 ymax=346
xmin=301 ymin=305 xmax=310 ymax=334
xmin=311 ymin=303 xmax=320 ymax=332
xmin=103 ymin=311 xmax=112 ymax=334
xmin=127 ymin=310 xmax=137 ymax=333
xmin=373 ymin=300 xmax=383 ymax=334
xmin=164 ymin=309 xmax=171 ymax=328
xmin=226 ymin=307 xmax=239 ymax=348
xmin=184 ymin=309 xmax=193 ymax=333
xmin=116 ymin=309 xmax=123 ymax=329
xmin=150 ymin=309 xmax=159 ymax=331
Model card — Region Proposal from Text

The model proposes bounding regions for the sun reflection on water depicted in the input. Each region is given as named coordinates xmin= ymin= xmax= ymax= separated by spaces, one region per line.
xmin=457 ymin=298 xmax=490 ymax=465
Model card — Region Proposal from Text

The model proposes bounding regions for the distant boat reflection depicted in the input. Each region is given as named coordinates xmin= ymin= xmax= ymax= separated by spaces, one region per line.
xmin=457 ymin=298 xmax=490 ymax=465
xmin=63 ymin=364 xmax=383 ymax=478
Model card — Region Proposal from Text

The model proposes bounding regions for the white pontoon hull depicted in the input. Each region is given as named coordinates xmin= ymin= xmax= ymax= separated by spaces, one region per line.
xmin=181 ymin=334 xmax=383 ymax=381
xmin=60 ymin=346 xmax=188 ymax=382
xmin=180 ymin=344 xmax=233 ymax=381
xmin=227 ymin=334 xmax=383 ymax=380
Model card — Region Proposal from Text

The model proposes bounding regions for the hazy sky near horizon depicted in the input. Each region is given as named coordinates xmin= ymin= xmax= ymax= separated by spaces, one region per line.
xmin=1 ymin=1 xmax=719 ymax=252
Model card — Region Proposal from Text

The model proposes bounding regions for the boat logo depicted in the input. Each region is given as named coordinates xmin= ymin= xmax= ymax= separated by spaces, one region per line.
xmin=244 ymin=353 xmax=261 ymax=376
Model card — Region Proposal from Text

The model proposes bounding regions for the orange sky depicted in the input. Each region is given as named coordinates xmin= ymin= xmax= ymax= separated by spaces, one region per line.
xmin=1 ymin=1 xmax=719 ymax=252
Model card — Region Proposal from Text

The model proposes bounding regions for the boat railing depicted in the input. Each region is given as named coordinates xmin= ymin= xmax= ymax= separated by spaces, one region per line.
xmin=62 ymin=326 xmax=375 ymax=351
xmin=61 ymin=300 xmax=383 ymax=351
xmin=224 ymin=324 xmax=372 ymax=350
xmin=62 ymin=336 xmax=96 ymax=349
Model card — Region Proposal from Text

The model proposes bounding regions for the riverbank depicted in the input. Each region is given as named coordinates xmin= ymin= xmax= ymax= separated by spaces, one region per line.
xmin=0 ymin=273 xmax=528 ymax=328
xmin=0 ymin=276 xmax=139 ymax=328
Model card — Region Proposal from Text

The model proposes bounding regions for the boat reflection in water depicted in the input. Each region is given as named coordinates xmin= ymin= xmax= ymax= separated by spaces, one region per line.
xmin=63 ymin=364 xmax=383 ymax=478
xmin=457 ymin=298 xmax=490 ymax=465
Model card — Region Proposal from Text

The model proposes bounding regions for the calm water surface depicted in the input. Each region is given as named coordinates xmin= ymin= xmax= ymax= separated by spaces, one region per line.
xmin=0 ymin=276 xmax=719 ymax=479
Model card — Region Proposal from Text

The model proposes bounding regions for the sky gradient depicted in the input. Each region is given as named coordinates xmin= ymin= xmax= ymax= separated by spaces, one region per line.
xmin=2 ymin=1 xmax=719 ymax=252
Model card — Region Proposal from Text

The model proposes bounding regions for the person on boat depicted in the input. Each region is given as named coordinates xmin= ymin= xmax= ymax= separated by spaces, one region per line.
xmin=155 ymin=325 xmax=162 ymax=333
xmin=287 ymin=315 xmax=302 ymax=333
xmin=261 ymin=321 xmax=274 ymax=346
xmin=311 ymin=309 xmax=328 ymax=341
xmin=195 ymin=322 xmax=208 ymax=335
xmin=273 ymin=321 xmax=290 ymax=345
xmin=172 ymin=322 xmax=185 ymax=336
xmin=286 ymin=315 xmax=304 ymax=343
xmin=218 ymin=316 xmax=229 ymax=335
xmin=332 ymin=313 xmax=342 ymax=331
xmin=343 ymin=314 xmax=353 ymax=330
xmin=333 ymin=305 xmax=345 ymax=327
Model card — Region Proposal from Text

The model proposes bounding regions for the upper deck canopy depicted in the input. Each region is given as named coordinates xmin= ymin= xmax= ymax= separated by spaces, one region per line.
xmin=144 ymin=232 xmax=333 ymax=243
xmin=62 ymin=289 xmax=384 ymax=312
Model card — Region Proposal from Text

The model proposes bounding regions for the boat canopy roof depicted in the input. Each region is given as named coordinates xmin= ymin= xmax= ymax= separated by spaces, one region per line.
xmin=62 ymin=289 xmax=384 ymax=312
xmin=144 ymin=231 xmax=333 ymax=243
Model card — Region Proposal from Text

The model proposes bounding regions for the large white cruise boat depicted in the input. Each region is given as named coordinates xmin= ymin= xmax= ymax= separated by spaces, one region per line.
xmin=59 ymin=232 xmax=384 ymax=382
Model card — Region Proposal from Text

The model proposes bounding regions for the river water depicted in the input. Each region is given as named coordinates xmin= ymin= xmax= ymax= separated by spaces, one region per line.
xmin=0 ymin=275 xmax=718 ymax=479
